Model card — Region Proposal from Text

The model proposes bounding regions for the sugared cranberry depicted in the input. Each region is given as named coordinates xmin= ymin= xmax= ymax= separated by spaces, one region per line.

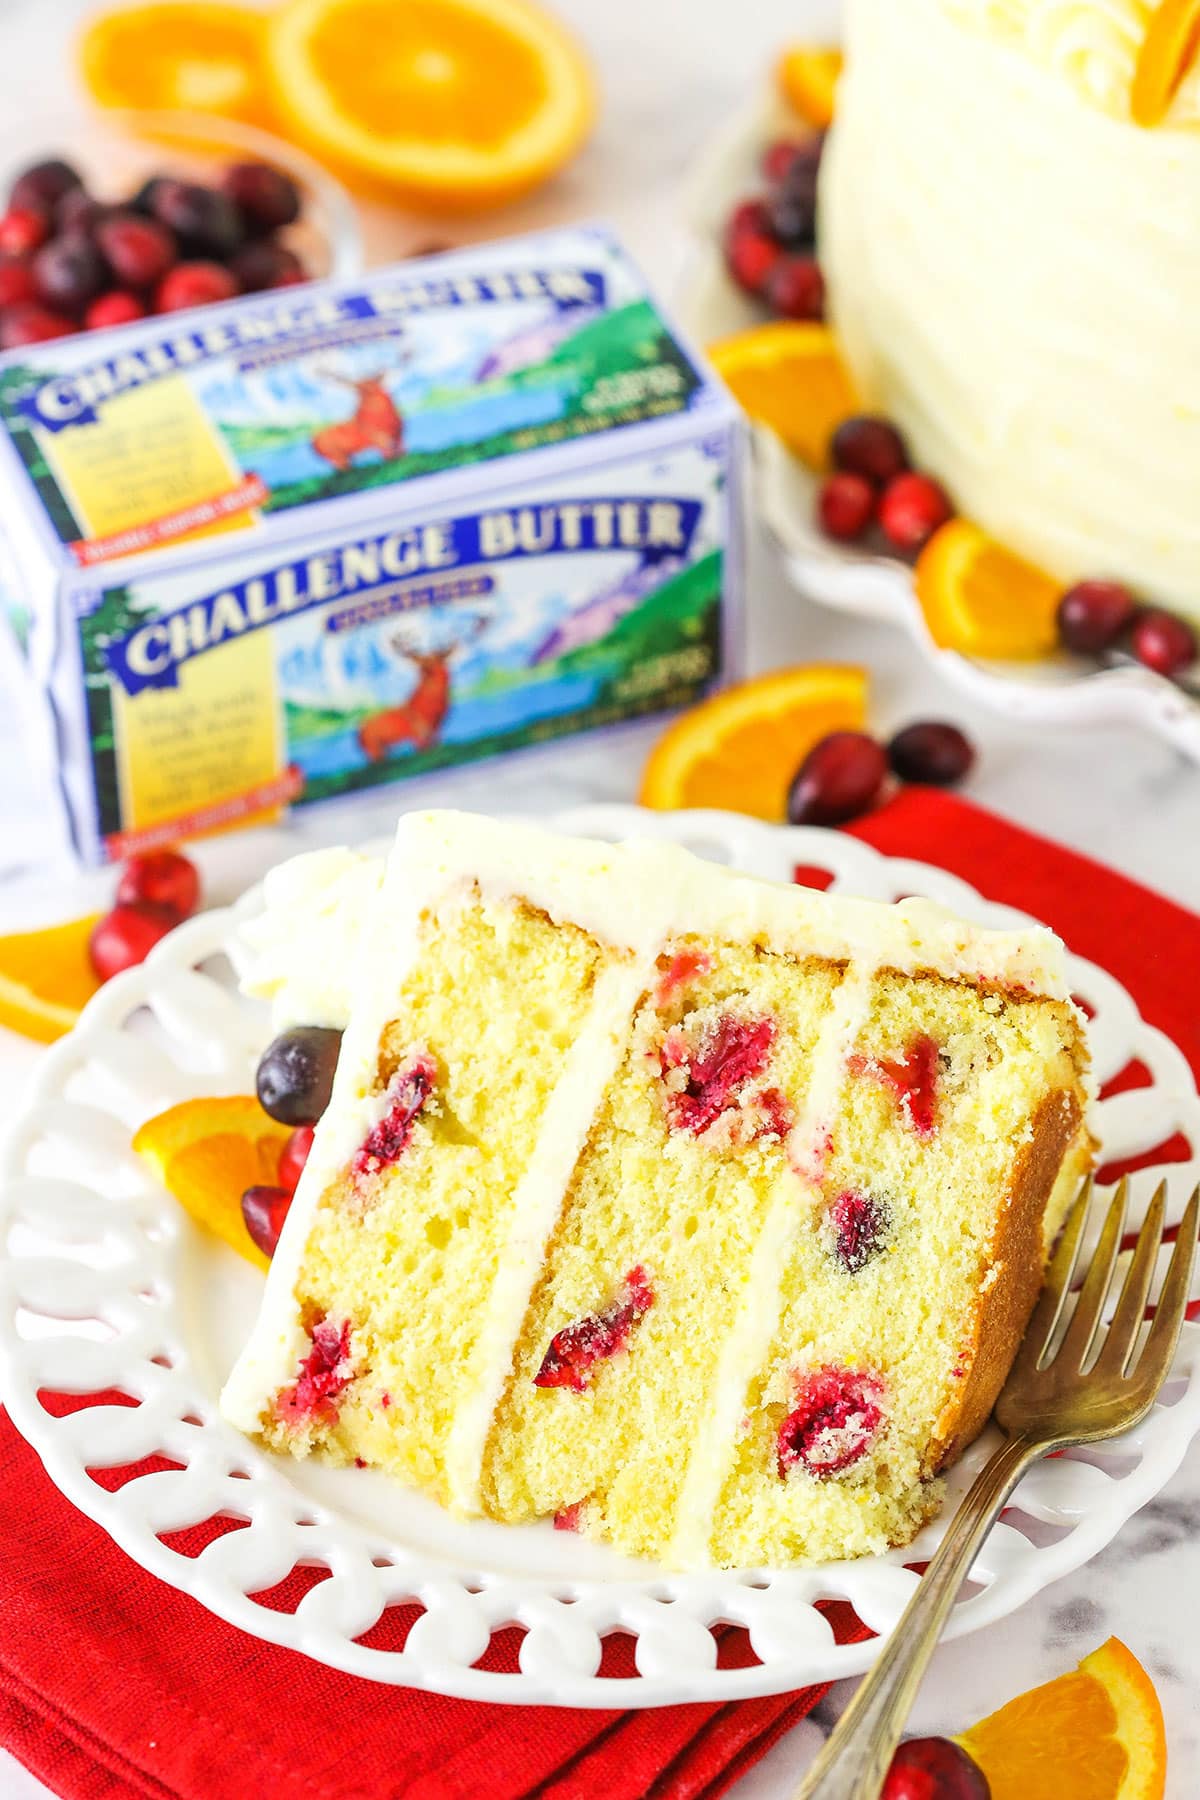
xmin=1130 ymin=607 xmax=1196 ymax=677
xmin=831 ymin=414 xmax=909 ymax=485
xmin=115 ymin=848 xmax=200 ymax=920
xmin=881 ymin=1737 xmax=991 ymax=1800
xmin=352 ymin=1055 xmax=437 ymax=1179
xmin=0 ymin=302 xmax=74 ymax=347
xmin=817 ymin=470 xmax=876 ymax=541
xmin=660 ymin=1013 xmax=778 ymax=1137
xmin=85 ymin=290 xmax=147 ymax=330
xmin=1056 ymin=579 xmax=1137 ymax=655
xmin=853 ymin=1034 xmax=940 ymax=1137
xmin=276 ymin=1315 xmax=354 ymax=1425
xmin=765 ymin=252 xmax=824 ymax=319
xmin=151 ymin=180 xmax=244 ymax=258
xmin=724 ymin=198 xmax=781 ymax=296
xmin=230 ymin=240 xmax=305 ymax=292
xmin=256 ymin=1026 xmax=343 ymax=1125
xmin=0 ymin=207 xmax=49 ymax=257
xmin=534 ymin=1267 xmax=654 ymax=1392
xmin=778 ymin=1366 xmax=884 ymax=1478
xmin=887 ymin=721 xmax=975 ymax=787
xmin=788 ymin=730 xmax=888 ymax=826
xmin=241 ymin=1184 xmax=292 ymax=1259
xmin=0 ymin=259 xmax=36 ymax=308
xmin=96 ymin=212 xmax=176 ymax=290
xmin=56 ymin=187 xmax=106 ymax=237
xmin=10 ymin=159 xmax=82 ymax=215
xmin=222 ymin=160 xmax=302 ymax=233
xmin=88 ymin=904 xmax=176 ymax=981
xmin=32 ymin=237 xmax=107 ymax=313
xmin=879 ymin=472 xmax=953 ymax=554
xmin=278 ymin=1124 xmax=315 ymax=1192
xmin=829 ymin=1190 xmax=891 ymax=1272
xmin=153 ymin=259 xmax=239 ymax=313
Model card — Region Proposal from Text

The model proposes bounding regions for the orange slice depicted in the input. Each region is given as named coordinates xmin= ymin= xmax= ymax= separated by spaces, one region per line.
xmin=265 ymin=0 xmax=595 ymax=210
xmin=133 ymin=1095 xmax=290 ymax=1272
xmin=0 ymin=914 xmax=104 ymax=1044
xmin=708 ymin=322 xmax=857 ymax=470
xmin=1132 ymin=0 xmax=1200 ymax=127
xmin=915 ymin=517 xmax=1062 ymax=660
xmin=78 ymin=4 xmax=274 ymax=127
xmin=957 ymin=1636 xmax=1167 ymax=1800
xmin=778 ymin=45 xmax=844 ymax=129
xmin=639 ymin=664 xmax=867 ymax=820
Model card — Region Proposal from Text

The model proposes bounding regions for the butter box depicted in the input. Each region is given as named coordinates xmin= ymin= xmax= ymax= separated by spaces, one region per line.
xmin=0 ymin=226 xmax=742 ymax=862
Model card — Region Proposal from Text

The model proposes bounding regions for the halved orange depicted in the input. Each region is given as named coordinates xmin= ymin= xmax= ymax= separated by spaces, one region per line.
xmin=1132 ymin=0 xmax=1200 ymax=127
xmin=265 ymin=0 xmax=596 ymax=210
xmin=708 ymin=322 xmax=857 ymax=470
xmin=957 ymin=1636 xmax=1167 ymax=1800
xmin=0 ymin=914 xmax=104 ymax=1044
xmin=915 ymin=517 xmax=1062 ymax=660
xmin=78 ymin=4 xmax=274 ymax=128
xmin=778 ymin=45 xmax=844 ymax=129
xmin=639 ymin=664 xmax=867 ymax=820
xmin=133 ymin=1094 xmax=290 ymax=1272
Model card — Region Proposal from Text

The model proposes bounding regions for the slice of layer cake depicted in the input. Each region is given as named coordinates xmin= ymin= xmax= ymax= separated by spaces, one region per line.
xmin=222 ymin=811 xmax=1092 ymax=1568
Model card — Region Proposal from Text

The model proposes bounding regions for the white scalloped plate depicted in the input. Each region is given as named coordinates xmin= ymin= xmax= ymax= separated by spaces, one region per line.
xmin=2 ymin=805 xmax=1198 ymax=1708
xmin=677 ymin=95 xmax=1200 ymax=762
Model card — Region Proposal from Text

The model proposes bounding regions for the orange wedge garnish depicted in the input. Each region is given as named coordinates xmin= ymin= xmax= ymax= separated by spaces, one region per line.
xmin=778 ymin=45 xmax=844 ymax=129
xmin=264 ymin=0 xmax=595 ymax=210
xmin=708 ymin=322 xmax=858 ymax=470
xmin=639 ymin=664 xmax=867 ymax=819
xmin=915 ymin=517 xmax=1062 ymax=660
xmin=0 ymin=914 xmax=104 ymax=1044
xmin=1132 ymin=0 xmax=1200 ymax=127
xmin=78 ymin=4 xmax=274 ymax=128
xmin=133 ymin=1095 xmax=291 ymax=1272
xmin=957 ymin=1636 xmax=1167 ymax=1800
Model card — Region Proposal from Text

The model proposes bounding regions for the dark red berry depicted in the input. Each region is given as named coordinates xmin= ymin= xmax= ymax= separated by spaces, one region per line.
xmin=881 ymin=1736 xmax=991 ymax=1800
xmin=887 ymin=721 xmax=975 ymax=787
xmin=765 ymin=252 xmax=824 ymax=319
xmin=0 ymin=207 xmax=49 ymax=257
xmin=787 ymin=730 xmax=888 ymax=826
xmin=276 ymin=1315 xmax=354 ymax=1425
xmin=256 ymin=1026 xmax=343 ymax=1125
xmin=879 ymin=472 xmax=954 ymax=553
xmin=88 ymin=904 xmax=176 ymax=981
xmin=829 ymin=1190 xmax=891 ymax=1272
xmin=724 ymin=198 xmax=781 ymax=296
xmin=85 ymin=290 xmax=147 ymax=330
xmin=1056 ymin=579 xmax=1137 ymax=654
xmin=278 ymin=1124 xmax=315 ymax=1192
xmin=115 ymin=848 xmax=200 ymax=920
xmin=777 ymin=1365 xmax=884 ymax=1478
xmin=230 ymin=240 xmax=304 ymax=292
xmin=765 ymin=169 xmax=819 ymax=248
xmin=660 ymin=1012 xmax=777 ymax=1138
xmin=1129 ymin=607 xmax=1196 ymax=678
xmin=0 ymin=259 xmax=36 ymax=308
xmin=831 ymin=414 xmax=909 ymax=485
xmin=241 ymin=1185 xmax=293 ymax=1259
xmin=817 ymin=471 xmax=876 ymax=541
xmin=154 ymin=260 xmax=239 ymax=313
xmin=32 ymin=236 xmax=108 ymax=313
xmin=534 ymin=1267 xmax=654 ymax=1391
xmin=0 ymin=302 xmax=75 ymax=346
xmin=761 ymin=137 xmax=809 ymax=183
xmin=128 ymin=174 xmax=170 ymax=216
xmin=352 ymin=1056 xmax=437 ymax=1179
xmin=151 ymin=179 xmax=244 ymax=258
xmin=96 ymin=212 xmax=176 ymax=289
xmin=221 ymin=160 xmax=301 ymax=233
xmin=57 ymin=188 xmax=107 ymax=236
xmin=10 ymin=159 xmax=82 ymax=215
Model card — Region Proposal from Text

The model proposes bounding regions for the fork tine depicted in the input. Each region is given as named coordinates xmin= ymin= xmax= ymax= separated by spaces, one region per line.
xmin=1132 ymin=1183 xmax=1200 ymax=1390
xmin=1055 ymin=1179 xmax=1128 ymax=1372
xmin=1093 ymin=1180 xmax=1166 ymax=1378
xmin=1010 ymin=1177 xmax=1095 ymax=1376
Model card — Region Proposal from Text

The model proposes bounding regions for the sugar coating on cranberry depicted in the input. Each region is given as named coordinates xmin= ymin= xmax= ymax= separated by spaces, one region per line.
xmin=659 ymin=1012 xmax=792 ymax=1143
xmin=778 ymin=1365 xmax=885 ymax=1478
xmin=352 ymin=1054 xmax=437 ymax=1180
xmin=828 ymin=1190 xmax=892 ymax=1272
xmin=534 ymin=1267 xmax=654 ymax=1392
xmin=881 ymin=1736 xmax=991 ymax=1800
xmin=276 ymin=1315 xmax=355 ymax=1426
xmin=653 ymin=947 xmax=714 ymax=1006
xmin=852 ymin=1034 xmax=941 ymax=1137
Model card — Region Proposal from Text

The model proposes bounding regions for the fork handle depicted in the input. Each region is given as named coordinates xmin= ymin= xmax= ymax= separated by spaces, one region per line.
xmin=792 ymin=1433 xmax=1040 ymax=1799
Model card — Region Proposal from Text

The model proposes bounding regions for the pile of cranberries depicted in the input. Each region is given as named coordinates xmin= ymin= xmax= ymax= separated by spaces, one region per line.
xmin=88 ymin=847 xmax=201 ymax=982
xmin=0 ymin=154 xmax=309 ymax=348
xmin=1056 ymin=578 xmax=1196 ymax=680
xmin=724 ymin=135 xmax=826 ymax=320
xmin=788 ymin=720 xmax=975 ymax=828
xmin=819 ymin=416 xmax=954 ymax=556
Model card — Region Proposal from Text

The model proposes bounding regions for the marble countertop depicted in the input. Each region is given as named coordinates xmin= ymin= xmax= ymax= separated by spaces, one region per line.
xmin=0 ymin=0 xmax=1197 ymax=1794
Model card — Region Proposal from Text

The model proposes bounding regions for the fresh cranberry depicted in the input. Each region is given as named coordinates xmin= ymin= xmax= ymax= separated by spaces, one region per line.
xmin=88 ymin=904 xmax=176 ymax=981
xmin=32 ymin=237 xmax=107 ymax=313
xmin=778 ymin=1366 xmax=884 ymax=1478
xmin=1056 ymin=579 xmax=1138 ymax=654
xmin=879 ymin=472 xmax=954 ymax=553
xmin=0 ymin=207 xmax=49 ymax=257
xmin=881 ymin=1737 xmax=991 ymax=1800
xmin=153 ymin=260 xmax=239 ymax=313
xmin=817 ymin=470 xmax=876 ymax=541
xmin=352 ymin=1055 xmax=437 ymax=1179
xmin=241 ymin=1184 xmax=293 ymax=1259
xmin=661 ymin=1013 xmax=777 ymax=1137
xmin=222 ymin=160 xmax=302 ymax=233
xmin=151 ymin=179 xmax=244 ymax=258
xmin=56 ymin=188 xmax=106 ymax=236
xmin=0 ymin=259 xmax=36 ymax=308
xmin=278 ymin=1124 xmax=315 ymax=1192
xmin=831 ymin=414 xmax=909 ymax=485
xmin=96 ymin=212 xmax=176 ymax=290
xmin=761 ymin=137 xmax=809 ymax=183
xmin=10 ymin=159 xmax=82 ymax=215
xmin=230 ymin=240 xmax=305 ymax=292
xmin=829 ymin=1190 xmax=891 ymax=1272
xmin=276 ymin=1316 xmax=354 ymax=1425
xmin=853 ymin=1034 xmax=940 ymax=1137
xmin=887 ymin=721 xmax=975 ymax=787
xmin=85 ymin=290 xmax=147 ymax=331
xmin=115 ymin=848 xmax=200 ymax=920
xmin=788 ymin=730 xmax=888 ymax=826
xmin=1130 ymin=607 xmax=1197 ymax=677
xmin=724 ymin=198 xmax=781 ymax=296
xmin=765 ymin=179 xmax=819 ymax=249
xmin=128 ymin=174 xmax=170 ymax=217
xmin=0 ymin=301 xmax=74 ymax=346
xmin=534 ymin=1267 xmax=654 ymax=1391
xmin=766 ymin=252 xmax=824 ymax=319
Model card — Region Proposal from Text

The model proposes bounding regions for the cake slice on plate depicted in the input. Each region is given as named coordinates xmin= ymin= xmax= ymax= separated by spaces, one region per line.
xmin=221 ymin=811 xmax=1091 ymax=1568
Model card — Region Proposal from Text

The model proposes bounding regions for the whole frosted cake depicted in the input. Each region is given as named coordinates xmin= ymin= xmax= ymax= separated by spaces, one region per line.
xmin=821 ymin=0 xmax=1200 ymax=621
xmin=222 ymin=813 xmax=1091 ymax=1569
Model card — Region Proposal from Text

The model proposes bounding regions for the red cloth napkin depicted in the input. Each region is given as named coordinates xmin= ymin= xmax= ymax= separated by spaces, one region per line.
xmin=1 ymin=788 xmax=1196 ymax=1800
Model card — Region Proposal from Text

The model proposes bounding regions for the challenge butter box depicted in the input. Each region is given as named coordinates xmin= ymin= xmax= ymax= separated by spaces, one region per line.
xmin=0 ymin=226 xmax=743 ymax=862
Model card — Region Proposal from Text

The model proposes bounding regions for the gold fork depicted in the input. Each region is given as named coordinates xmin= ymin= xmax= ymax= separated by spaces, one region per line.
xmin=793 ymin=1174 xmax=1199 ymax=1800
